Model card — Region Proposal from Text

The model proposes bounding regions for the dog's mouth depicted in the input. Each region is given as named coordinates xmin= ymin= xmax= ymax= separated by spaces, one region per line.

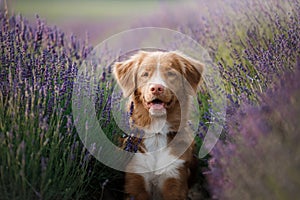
xmin=145 ymin=98 xmax=167 ymax=116
xmin=146 ymin=97 xmax=174 ymax=109
xmin=147 ymin=98 xmax=165 ymax=110
xmin=143 ymin=95 xmax=175 ymax=116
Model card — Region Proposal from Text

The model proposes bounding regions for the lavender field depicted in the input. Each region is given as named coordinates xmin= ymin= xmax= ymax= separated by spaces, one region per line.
xmin=1 ymin=0 xmax=300 ymax=199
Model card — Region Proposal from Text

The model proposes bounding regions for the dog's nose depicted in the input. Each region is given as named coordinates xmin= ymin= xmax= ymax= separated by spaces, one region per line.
xmin=150 ymin=84 xmax=164 ymax=95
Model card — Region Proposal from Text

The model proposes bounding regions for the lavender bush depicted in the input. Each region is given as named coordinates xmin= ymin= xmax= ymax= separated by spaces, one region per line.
xmin=0 ymin=11 xmax=123 ymax=200
xmin=207 ymin=62 xmax=300 ymax=200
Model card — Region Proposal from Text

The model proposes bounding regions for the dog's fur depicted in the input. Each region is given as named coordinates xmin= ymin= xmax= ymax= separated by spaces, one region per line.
xmin=113 ymin=51 xmax=204 ymax=200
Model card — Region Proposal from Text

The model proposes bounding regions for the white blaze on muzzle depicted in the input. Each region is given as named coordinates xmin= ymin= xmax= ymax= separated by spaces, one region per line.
xmin=147 ymin=54 xmax=167 ymax=87
xmin=147 ymin=54 xmax=167 ymax=116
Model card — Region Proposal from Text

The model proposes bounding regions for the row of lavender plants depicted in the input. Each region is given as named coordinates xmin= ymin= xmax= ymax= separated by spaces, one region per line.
xmin=0 ymin=10 xmax=123 ymax=199
xmin=208 ymin=60 xmax=300 ymax=200
xmin=0 ymin=0 xmax=299 ymax=199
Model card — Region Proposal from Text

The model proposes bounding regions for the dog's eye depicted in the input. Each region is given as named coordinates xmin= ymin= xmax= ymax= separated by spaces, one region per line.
xmin=167 ymin=71 xmax=176 ymax=77
xmin=141 ymin=72 xmax=149 ymax=77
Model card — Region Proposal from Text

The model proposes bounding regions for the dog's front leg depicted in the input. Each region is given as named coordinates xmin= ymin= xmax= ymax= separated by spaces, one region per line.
xmin=125 ymin=172 xmax=150 ymax=200
xmin=160 ymin=167 xmax=189 ymax=200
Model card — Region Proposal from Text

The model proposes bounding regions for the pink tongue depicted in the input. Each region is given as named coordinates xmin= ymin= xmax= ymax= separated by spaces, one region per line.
xmin=151 ymin=103 xmax=164 ymax=110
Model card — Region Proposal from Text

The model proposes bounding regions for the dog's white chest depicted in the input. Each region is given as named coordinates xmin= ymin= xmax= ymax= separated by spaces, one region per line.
xmin=146 ymin=135 xmax=183 ymax=172
xmin=129 ymin=133 xmax=184 ymax=195
xmin=127 ymin=119 xmax=185 ymax=196
xmin=144 ymin=133 xmax=167 ymax=152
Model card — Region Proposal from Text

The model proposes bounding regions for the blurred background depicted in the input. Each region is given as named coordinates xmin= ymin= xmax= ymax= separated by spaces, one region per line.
xmin=4 ymin=0 xmax=189 ymax=44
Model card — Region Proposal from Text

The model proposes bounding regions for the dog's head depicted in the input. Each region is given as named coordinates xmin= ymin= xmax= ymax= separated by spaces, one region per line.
xmin=113 ymin=51 xmax=204 ymax=123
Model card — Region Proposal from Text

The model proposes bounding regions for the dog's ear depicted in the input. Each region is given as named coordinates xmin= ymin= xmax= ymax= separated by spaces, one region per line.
xmin=114 ymin=59 xmax=136 ymax=97
xmin=171 ymin=51 xmax=204 ymax=96
xmin=113 ymin=51 xmax=147 ymax=97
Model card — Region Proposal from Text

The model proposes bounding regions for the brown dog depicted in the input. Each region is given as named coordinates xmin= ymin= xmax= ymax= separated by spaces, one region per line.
xmin=113 ymin=51 xmax=204 ymax=200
